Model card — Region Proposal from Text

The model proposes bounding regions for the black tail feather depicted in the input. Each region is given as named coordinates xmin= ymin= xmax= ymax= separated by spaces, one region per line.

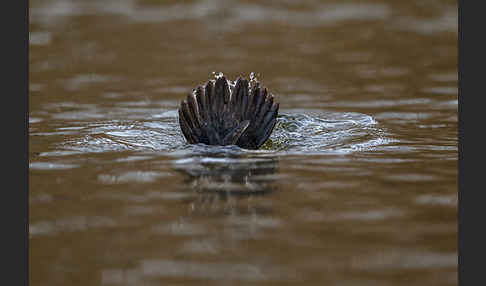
xmin=194 ymin=86 xmax=207 ymax=122
xmin=213 ymin=76 xmax=226 ymax=122
xmin=186 ymin=93 xmax=201 ymax=129
xmin=258 ymin=117 xmax=277 ymax=148
xmin=255 ymin=94 xmax=273 ymax=127
xmin=178 ymin=106 xmax=196 ymax=144
xmin=260 ymin=102 xmax=279 ymax=145
xmin=204 ymin=80 xmax=214 ymax=124
xmin=178 ymin=75 xmax=279 ymax=150
xmin=253 ymin=87 xmax=266 ymax=120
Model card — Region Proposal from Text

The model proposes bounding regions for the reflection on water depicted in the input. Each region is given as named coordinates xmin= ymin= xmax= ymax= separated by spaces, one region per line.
xmin=173 ymin=153 xmax=278 ymax=195
xmin=172 ymin=151 xmax=280 ymax=224
xmin=30 ymin=0 xmax=457 ymax=285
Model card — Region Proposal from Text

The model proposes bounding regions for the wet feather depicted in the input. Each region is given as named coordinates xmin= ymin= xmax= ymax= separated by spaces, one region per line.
xmin=177 ymin=75 xmax=279 ymax=149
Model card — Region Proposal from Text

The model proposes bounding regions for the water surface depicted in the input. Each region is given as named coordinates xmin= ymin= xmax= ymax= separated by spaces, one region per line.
xmin=30 ymin=0 xmax=457 ymax=285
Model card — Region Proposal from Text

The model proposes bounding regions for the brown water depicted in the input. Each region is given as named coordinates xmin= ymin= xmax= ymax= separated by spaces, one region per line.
xmin=29 ymin=0 xmax=458 ymax=285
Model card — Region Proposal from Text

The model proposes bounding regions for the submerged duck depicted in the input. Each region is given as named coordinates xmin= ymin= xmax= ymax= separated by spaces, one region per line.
xmin=178 ymin=75 xmax=279 ymax=150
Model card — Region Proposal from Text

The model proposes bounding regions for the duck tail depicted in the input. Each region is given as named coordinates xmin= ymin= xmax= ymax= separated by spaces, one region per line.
xmin=178 ymin=75 xmax=279 ymax=149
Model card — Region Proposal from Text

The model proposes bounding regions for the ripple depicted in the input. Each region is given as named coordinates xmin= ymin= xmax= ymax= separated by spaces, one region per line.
xmin=422 ymin=86 xmax=457 ymax=95
xmin=29 ymin=83 xmax=44 ymax=92
xmin=29 ymin=117 xmax=42 ymax=124
xmin=352 ymin=251 xmax=457 ymax=270
xmin=375 ymin=112 xmax=434 ymax=122
xmin=269 ymin=111 xmax=391 ymax=154
xmin=31 ymin=0 xmax=390 ymax=29
xmin=98 ymin=171 xmax=172 ymax=184
xmin=180 ymin=239 xmax=220 ymax=254
xmin=139 ymin=259 xmax=285 ymax=281
xmin=393 ymin=8 xmax=457 ymax=35
xmin=415 ymin=194 xmax=457 ymax=206
xmin=30 ymin=216 xmax=117 ymax=236
xmin=385 ymin=173 xmax=438 ymax=182
xmin=152 ymin=221 xmax=207 ymax=236
xmin=322 ymin=209 xmax=404 ymax=222
xmin=59 ymin=110 xmax=392 ymax=156
xmin=29 ymin=162 xmax=79 ymax=170
xmin=329 ymin=98 xmax=434 ymax=108
xmin=39 ymin=150 xmax=82 ymax=157
xmin=429 ymin=73 xmax=458 ymax=83
xmin=29 ymin=31 xmax=51 ymax=46
xmin=61 ymin=74 xmax=117 ymax=91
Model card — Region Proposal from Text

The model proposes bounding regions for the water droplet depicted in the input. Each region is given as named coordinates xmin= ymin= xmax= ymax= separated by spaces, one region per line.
xmin=249 ymin=72 xmax=256 ymax=81
xmin=212 ymin=71 xmax=224 ymax=79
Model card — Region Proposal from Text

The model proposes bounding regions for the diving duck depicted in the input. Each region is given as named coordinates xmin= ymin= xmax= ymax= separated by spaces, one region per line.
xmin=178 ymin=74 xmax=279 ymax=150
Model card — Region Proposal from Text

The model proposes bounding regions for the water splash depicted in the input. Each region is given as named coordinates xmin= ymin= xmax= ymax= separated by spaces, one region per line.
xmin=212 ymin=71 xmax=224 ymax=79
xmin=58 ymin=109 xmax=392 ymax=156
xmin=249 ymin=71 xmax=260 ymax=83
